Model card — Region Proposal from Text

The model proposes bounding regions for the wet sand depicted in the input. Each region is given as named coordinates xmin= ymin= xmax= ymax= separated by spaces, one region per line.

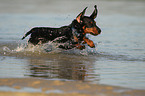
xmin=0 ymin=78 xmax=145 ymax=96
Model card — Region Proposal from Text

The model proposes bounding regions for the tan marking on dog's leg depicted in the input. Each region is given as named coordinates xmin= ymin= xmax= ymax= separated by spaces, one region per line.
xmin=73 ymin=35 xmax=78 ymax=42
xmin=83 ymin=37 xmax=95 ymax=48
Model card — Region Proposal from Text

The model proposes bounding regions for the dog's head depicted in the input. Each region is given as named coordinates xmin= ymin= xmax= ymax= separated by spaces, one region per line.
xmin=76 ymin=5 xmax=101 ymax=36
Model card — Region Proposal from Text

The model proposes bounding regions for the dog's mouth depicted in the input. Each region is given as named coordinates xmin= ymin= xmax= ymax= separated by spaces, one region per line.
xmin=90 ymin=30 xmax=101 ymax=36
xmin=90 ymin=32 xmax=99 ymax=36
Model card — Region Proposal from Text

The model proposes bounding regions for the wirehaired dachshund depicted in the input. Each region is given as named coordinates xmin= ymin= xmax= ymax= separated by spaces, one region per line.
xmin=22 ymin=5 xmax=101 ymax=50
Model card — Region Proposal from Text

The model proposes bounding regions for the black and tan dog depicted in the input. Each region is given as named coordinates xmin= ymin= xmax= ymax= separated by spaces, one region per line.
xmin=22 ymin=5 xmax=101 ymax=50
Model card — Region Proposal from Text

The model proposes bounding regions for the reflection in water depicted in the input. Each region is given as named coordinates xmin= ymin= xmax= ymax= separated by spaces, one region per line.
xmin=26 ymin=54 xmax=100 ymax=82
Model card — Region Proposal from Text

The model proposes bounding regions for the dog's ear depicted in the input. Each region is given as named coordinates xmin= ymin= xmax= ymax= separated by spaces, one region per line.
xmin=76 ymin=7 xmax=87 ymax=23
xmin=90 ymin=5 xmax=98 ymax=19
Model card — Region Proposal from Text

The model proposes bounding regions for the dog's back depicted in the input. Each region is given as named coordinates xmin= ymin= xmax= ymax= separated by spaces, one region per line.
xmin=22 ymin=26 xmax=73 ymax=45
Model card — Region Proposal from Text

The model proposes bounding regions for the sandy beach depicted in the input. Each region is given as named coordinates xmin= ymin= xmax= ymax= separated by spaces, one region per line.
xmin=0 ymin=78 xmax=145 ymax=96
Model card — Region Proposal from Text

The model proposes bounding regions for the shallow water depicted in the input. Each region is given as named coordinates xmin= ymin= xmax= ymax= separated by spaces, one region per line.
xmin=0 ymin=0 xmax=145 ymax=90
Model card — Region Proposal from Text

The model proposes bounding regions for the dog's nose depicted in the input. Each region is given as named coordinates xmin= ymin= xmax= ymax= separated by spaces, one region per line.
xmin=98 ymin=27 xmax=101 ymax=34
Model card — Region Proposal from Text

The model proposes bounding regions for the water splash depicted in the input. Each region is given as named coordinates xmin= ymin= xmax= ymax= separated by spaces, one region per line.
xmin=2 ymin=42 xmax=98 ymax=56
xmin=3 ymin=42 xmax=57 ymax=54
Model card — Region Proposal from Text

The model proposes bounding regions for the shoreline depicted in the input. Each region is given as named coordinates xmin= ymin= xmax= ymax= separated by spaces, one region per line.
xmin=0 ymin=78 xmax=145 ymax=96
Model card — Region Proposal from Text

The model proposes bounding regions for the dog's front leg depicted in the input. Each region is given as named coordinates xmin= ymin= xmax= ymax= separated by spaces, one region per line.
xmin=83 ymin=37 xmax=95 ymax=48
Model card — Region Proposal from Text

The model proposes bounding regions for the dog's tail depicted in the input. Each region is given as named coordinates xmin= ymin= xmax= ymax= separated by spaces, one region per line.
xmin=21 ymin=31 xmax=32 ymax=40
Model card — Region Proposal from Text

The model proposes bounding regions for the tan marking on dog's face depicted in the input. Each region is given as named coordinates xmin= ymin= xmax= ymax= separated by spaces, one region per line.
xmin=83 ymin=26 xmax=100 ymax=36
